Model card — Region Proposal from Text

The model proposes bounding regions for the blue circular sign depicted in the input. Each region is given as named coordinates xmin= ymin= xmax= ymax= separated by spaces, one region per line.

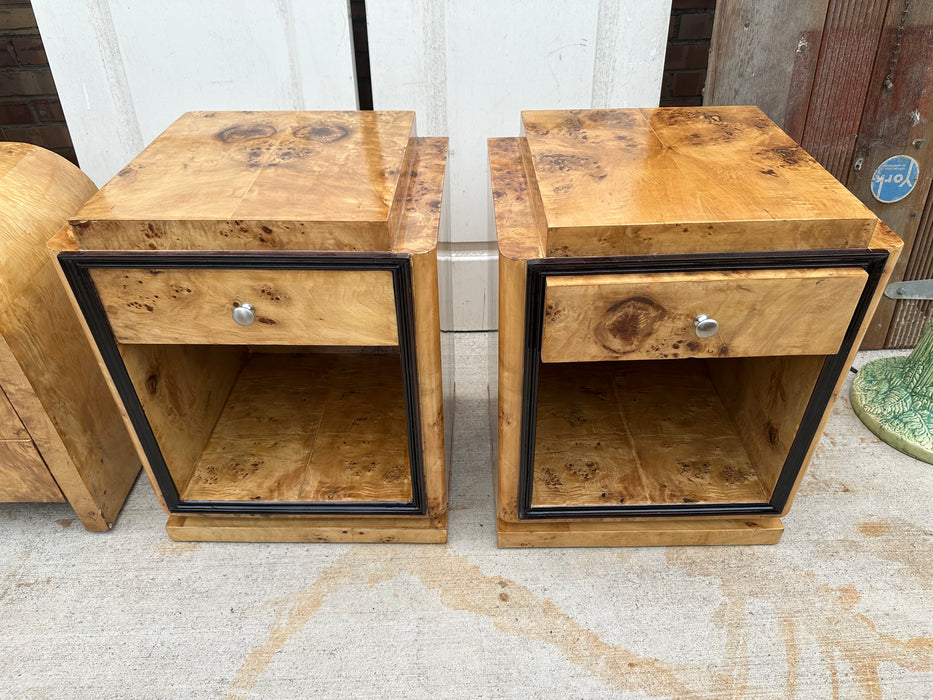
xmin=871 ymin=155 xmax=919 ymax=203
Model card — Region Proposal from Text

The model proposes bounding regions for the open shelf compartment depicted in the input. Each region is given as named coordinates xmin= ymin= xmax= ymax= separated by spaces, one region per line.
xmin=529 ymin=355 xmax=826 ymax=513
xmin=120 ymin=345 xmax=416 ymax=511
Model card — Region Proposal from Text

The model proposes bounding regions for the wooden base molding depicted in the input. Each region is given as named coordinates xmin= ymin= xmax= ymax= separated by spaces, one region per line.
xmin=167 ymin=514 xmax=447 ymax=544
xmin=497 ymin=518 xmax=784 ymax=548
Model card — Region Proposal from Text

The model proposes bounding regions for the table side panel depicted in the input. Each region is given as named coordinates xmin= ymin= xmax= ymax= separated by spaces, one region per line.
xmin=780 ymin=223 xmax=904 ymax=514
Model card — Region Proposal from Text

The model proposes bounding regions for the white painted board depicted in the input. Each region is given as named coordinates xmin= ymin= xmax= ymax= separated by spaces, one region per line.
xmin=367 ymin=0 xmax=670 ymax=245
xmin=34 ymin=0 xmax=669 ymax=330
xmin=32 ymin=0 xmax=358 ymax=186
xmin=368 ymin=0 xmax=670 ymax=328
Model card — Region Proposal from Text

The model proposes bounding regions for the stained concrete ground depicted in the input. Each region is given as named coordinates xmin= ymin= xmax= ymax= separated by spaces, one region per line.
xmin=1 ymin=333 xmax=931 ymax=698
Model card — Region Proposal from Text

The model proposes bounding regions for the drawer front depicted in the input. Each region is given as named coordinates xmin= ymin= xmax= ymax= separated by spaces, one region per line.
xmin=92 ymin=268 xmax=399 ymax=346
xmin=541 ymin=267 xmax=868 ymax=363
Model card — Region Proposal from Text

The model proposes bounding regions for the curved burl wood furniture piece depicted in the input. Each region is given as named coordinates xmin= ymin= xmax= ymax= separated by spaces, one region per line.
xmin=52 ymin=111 xmax=450 ymax=543
xmin=0 ymin=143 xmax=140 ymax=530
xmin=491 ymin=107 xmax=903 ymax=547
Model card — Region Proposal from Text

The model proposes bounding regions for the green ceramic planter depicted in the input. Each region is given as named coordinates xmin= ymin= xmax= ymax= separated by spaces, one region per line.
xmin=850 ymin=320 xmax=933 ymax=464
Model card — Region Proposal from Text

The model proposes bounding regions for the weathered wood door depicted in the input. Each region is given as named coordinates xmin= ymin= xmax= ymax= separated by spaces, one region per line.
xmin=706 ymin=0 xmax=933 ymax=348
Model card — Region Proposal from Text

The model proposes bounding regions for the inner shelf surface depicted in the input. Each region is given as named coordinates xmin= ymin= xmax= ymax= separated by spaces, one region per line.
xmin=180 ymin=352 xmax=412 ymax=504
xmin=532 ymin=360 xmax=769 ymax=509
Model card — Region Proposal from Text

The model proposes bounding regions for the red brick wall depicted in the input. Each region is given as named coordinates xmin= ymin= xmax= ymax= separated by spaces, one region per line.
xmin=0 ymin=1 xmax=76 ymax=164
xmin=660 ymin=0 xmax=716 ymax=107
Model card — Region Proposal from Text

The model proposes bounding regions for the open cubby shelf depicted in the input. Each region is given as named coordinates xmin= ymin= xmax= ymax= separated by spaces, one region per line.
xmin=121 ymin=347 xmax=413 ymax=506
xmin=531 ymin=356 xmax=825 ymax=510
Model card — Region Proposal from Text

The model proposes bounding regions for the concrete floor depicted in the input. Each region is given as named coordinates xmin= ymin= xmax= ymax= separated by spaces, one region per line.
xmin=1 ymin=333 xmax=931 ymax=698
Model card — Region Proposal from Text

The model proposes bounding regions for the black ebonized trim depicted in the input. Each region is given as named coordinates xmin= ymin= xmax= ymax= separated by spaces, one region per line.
xmin=59 ymin=250 xmax=426 ymax=517
xmin=517 ymin=248 xmax=889 ymax=520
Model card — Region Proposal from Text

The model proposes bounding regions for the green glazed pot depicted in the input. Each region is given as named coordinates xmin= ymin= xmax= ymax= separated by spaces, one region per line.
xmin=850 ymin=320 xmax=933 ymax=464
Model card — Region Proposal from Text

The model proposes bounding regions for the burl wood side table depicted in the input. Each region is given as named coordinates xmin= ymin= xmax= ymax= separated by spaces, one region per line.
xmin=53 ymin=111 xmax=451 ymax=543
xmin=0 ymin=143 xmax=139 ymax=530
xmin=490 ymin=106 xmax=902 ymax=547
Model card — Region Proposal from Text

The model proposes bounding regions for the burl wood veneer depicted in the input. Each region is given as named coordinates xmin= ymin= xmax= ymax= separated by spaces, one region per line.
xmin=54 ymin=111 xmax=451 ymax=543
xmin=491 ymin=106 xmax=902 ymax=548
xmin=520 ymin=107 xmax=878 ymax=257
xmin=0 ymin=143 xmax=139 ymax=530
xmin=70 ymin=111 xmax=417 ymax=252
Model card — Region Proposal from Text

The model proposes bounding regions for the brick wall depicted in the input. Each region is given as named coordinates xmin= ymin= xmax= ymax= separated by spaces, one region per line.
xmin=660 ymin=0 xmax=716 ymax=107
xmin=0 ymin=1 xmax=76 ymax=164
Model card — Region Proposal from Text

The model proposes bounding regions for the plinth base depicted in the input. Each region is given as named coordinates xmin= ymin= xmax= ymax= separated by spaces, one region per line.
xmin=166 ymin=514 xmax=447 ymax=543
xmin=497 ymin=517 xmax=783 ymax=548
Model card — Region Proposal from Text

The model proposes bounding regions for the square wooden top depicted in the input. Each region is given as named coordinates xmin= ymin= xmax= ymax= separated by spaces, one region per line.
xmin=519 ymin=106 xmax=877 ymax=257
xmin=69 ymin=111 xmax=418 ymax=251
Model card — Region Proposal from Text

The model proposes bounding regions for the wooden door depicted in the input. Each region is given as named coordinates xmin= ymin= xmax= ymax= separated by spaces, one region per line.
xmin=706 ymin=0 xmax=933 ymax=348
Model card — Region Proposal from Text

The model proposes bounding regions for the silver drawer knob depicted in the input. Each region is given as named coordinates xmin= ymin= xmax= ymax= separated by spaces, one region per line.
xmin=694 ymin=314 xmax=719 ymax=338
xmin=232 ymin=302 xmax=255 ymax=326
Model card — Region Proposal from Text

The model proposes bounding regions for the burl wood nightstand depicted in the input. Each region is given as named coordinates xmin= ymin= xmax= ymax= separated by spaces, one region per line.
xmin=0 ymin=143 xmax=139 ymax=530
xmin=490 ymin=106 xmax=902 ymax=547
xmin=53 ymin=111 xmax=451 ymax=543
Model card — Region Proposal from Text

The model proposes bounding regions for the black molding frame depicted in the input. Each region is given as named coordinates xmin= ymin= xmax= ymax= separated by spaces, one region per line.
xmin=59 ymin=250 xmax=427 ymax=517
xmin=518 ymin=248 xmax=889 ymax=520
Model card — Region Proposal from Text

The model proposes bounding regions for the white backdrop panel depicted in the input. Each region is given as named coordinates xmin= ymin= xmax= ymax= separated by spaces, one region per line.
xmin=367 ymin=0 xmax=671 ymax=244
xmin=33 ymin=0 xmax=358 ymax=186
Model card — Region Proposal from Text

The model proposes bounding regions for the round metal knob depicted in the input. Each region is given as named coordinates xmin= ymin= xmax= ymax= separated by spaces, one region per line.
xmin=232 ymin=302 xmax=255 ymax=326
xmin=694 ymin=314 xmax=719 ymax=339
